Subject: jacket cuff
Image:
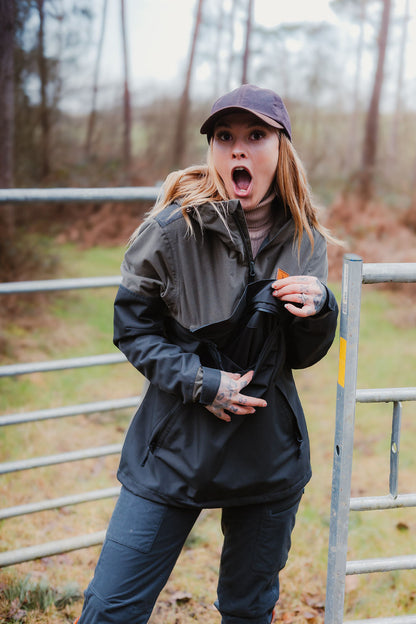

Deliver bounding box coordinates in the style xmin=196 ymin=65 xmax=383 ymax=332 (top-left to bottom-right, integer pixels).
xmin=198 ymin=366 xmax=221 ymax=405
xmin=315 ymin=285 xmax=337 ymax=317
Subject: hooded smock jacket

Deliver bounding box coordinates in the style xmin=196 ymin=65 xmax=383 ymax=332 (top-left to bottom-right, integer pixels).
xmin=113 ymin=197 xmax=338 ymax=509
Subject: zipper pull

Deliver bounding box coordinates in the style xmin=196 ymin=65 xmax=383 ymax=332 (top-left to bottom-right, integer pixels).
xmin=249 ymin=260 xmax=256 ymax=280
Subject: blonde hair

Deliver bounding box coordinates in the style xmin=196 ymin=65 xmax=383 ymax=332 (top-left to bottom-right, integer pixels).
xmin=274 ymin=134 xmax=337 ymax=247
xmin=133 ymin=132 xmax=337 ymax=249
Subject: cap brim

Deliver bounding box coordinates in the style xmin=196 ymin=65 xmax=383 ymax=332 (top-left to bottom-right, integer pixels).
xmin=200 ymin=106 xmax=284 ymax=138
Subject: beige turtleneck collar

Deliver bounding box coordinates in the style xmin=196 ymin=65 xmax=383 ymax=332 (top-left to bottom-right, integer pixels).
xmin=244 ymin=191 xmax=277 ymax=257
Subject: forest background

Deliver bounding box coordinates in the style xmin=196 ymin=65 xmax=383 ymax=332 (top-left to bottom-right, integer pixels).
xmin=1 ymin=2 xmax=416 ymax=622
xmin=1 ymin=0 xmax=416 ymax=285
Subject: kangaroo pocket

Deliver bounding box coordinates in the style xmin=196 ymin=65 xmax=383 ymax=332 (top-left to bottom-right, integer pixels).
xmin=145 ymin=383 xmax=307 ymax=505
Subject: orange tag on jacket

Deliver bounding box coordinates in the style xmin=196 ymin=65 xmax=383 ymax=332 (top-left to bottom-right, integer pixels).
xmin=277 ymin=268 xmax=289 ymax=280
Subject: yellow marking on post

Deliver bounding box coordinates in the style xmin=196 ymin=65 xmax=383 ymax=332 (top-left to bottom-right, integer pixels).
xmin=338 ymin=337 xmax=347 ymax=387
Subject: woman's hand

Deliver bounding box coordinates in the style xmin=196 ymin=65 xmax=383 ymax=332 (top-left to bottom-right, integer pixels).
xmin=271 ymin=275 xmax=327 ymax=318
xmin=205 ymin=370 xmax=267 ymax=422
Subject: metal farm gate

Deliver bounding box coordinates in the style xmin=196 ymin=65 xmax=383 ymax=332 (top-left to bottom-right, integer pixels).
xmin=0 ymin=187 xmax=158 ymax=567
xmin=1 ymin=190 xmax=416 ymax=624
xmin=325 ymin=255 xmax=416 ymax=624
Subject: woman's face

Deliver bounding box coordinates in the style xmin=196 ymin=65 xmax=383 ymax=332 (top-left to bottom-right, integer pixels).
xmin=211 ymin=112 xmax=279 ymax=211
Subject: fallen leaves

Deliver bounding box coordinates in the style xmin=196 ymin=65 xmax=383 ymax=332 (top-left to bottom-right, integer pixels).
xmin=274 ymin=591 xmax=325 ymax=624
xmin=7 ymin=597 xmax=27 ymax=622
xmin=167 ymin=591 xmax=192 ymax=606
xmin=396 ymin=522 xmax=409 ymax=532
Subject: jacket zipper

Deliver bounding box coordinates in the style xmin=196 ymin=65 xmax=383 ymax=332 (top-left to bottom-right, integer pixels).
xmin=232 ymin=211 xmax=256 ymax=283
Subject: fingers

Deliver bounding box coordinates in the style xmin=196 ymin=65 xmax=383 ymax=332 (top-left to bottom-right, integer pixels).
xmin=205 ymin=369 xmax=267 ymax=422
xmin=205 ymin=405 xmax=231 ymax=422
xmin=282 ymin=302 xmax=312 ymax=318
xmin=223 ymin=371 xmax=242 ymax=381
xmin=205 ymin=401 xmax=252 ymax=422
xmin=271 ymin=275 xmax=319 ymax=296
xmin=238 ymin=369 xmax=254 ymax=387
xmin=271 ymin=275 xmax=326 ymax=317
xmin=233 ymin=371 xmax=267 ymax=408
xmin=226 ymin=397 xmax=264 ymax=413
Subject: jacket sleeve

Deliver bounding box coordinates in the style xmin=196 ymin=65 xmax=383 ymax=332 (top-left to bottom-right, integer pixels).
xmin=285 ymin=287 xmax=338 ymax=369
xmin=113 ymin=219 xmax=221 ymax=405
xmin=285 ymin=232 xmax=338 ymax=369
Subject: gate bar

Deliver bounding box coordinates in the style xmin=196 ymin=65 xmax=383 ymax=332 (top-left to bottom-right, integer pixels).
xmin=390 ymin=402 xmax=401 ymax=497
xmin=0 ymin=487 xmax=121 ymax=520
xmin=0 ymin=187 xmax=159 ymax=203
xmin=356 ymin=388 xmax=416 ymax=402
xmin=346 ymin=554 xmax=416 ymax=575
xmin=0 ymin=532 xmax=107 ymax=568
xmin=362 ymin=263 xmax=416 ymax=283
xmin=346 ymin=617 xmax=416 ymax=624
xmin=350 ymin=493 xmax=416 ymax=511
xmin=0 ymin=353 xmax=126 ymax=377
xmin=0 ymin=444 xmax=122 ymax=474
xmin=0 ymin=276 xmax=121 ymax=294
xmin=0 ymin=396 xmax=140 ymax=426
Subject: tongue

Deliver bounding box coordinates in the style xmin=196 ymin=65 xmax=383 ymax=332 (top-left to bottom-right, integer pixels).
xmin=234 ymin=169 xmax=251 ymax=191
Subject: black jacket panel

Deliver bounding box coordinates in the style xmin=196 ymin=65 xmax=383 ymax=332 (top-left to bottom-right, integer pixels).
xmin=113 ymin=285 xmax=221 ymax=405
xmin=114 ymin=199 xmax=338 ymax=508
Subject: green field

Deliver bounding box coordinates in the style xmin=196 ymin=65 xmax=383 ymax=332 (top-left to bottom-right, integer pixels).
xmin=1 ymin=244 xmax=415 ymax=623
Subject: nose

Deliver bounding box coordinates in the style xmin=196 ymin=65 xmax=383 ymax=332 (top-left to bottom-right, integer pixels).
xmin=232 ymin=138 xmax=246 ymax=159
xmin=232 ymin=147 xmax=246 ymax=159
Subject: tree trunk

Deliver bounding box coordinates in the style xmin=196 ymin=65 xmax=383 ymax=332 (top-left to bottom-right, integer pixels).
xmin=0 ymin=0 xmax=15 ymax=189
xmin=213 ymin=0 xmax=225 ymax=97
xmin=225 ymin=0 xmax=237 ymax=91
xmin=0 ymin=0 xmax=16 ymax=243
xmin=37 ymin=0 xmax=50 ymax=180
xmin=359 ymin=0 xmax=391 ymax=201
xmin=346 ymin=0 xmax=366 ymax=171
xmin=85 ymin=0 xmax=108 ymax=158
xmin=389 ymin=0 xmax=409 ymax=161
xmin=172 ymin=0 xmax=204 ymax=169
xmin=120 ymin=0 xmax=131 ymax=173
xmin=242 ymin=0 xmax=253 ymax=84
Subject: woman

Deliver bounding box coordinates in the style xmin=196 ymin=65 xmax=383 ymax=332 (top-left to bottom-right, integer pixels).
xmin=77 ymin=84 xmax=339 ymax=624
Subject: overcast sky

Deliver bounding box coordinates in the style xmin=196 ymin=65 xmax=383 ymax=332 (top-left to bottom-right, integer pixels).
xmin=93 ymin=0 xmax=334 ymax=96
xmin=112 ymin=0 xmax=338 ymax=84
xmin=60 ymin=0 xmax=415 ymax=113
xmin=64 ymin=0 xmax=339 ymax=111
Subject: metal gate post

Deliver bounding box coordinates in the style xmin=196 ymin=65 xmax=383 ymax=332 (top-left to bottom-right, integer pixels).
xmin=325 ymin=254 xmax=363 ymax=624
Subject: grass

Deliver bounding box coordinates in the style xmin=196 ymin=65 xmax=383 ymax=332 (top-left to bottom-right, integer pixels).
xmin=1 ymin=575 xmax=82 ymax=616
xmin=0 ymin=243 xmax=415 ymax=623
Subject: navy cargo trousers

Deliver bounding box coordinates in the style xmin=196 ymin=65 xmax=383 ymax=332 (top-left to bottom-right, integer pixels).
xmin=78 ymin=486 xmax=302 ymax=624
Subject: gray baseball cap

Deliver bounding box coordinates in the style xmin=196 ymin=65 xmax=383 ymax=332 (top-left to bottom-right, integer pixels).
xmin=200 ymin=84 xmax=292 ymax=142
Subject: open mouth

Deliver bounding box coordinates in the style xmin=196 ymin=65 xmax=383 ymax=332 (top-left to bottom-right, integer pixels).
xmin=232 ymin=167 xmax=252 ymax=194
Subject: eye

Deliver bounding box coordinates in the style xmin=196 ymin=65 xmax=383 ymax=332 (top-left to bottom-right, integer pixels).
xmin=215 ymin=130 xmax=232 ymax=142
xmin=250 ymin=129 xmax=266 ymax=141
